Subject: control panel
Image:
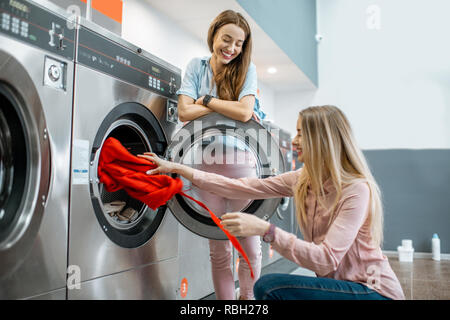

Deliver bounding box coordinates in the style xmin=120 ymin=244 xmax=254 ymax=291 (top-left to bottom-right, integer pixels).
xmin=0 ymin=0 xmax=76 ymax=60
xmin=77 ymin=25 xmax=181 ymax=100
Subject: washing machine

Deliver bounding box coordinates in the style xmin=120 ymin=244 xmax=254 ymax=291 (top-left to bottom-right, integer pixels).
xmin=67 ymin=17 xmax=181 ymax=299
xmin=167 ymin=113 xmax=285 ymax=299
xmin=260 ymin=122 xmax=294 ymax=268
xmin=0 ymin=0 xmax=75 ymax=299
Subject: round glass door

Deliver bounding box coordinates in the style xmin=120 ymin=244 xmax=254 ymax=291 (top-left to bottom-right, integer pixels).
xmin=90 ymin=102 xmax=168 ymax=248
xmin=0 ymin=81 xmax=50 ymax=278
xmin=167 ymin=113 xmax=285 ymax=240
xmin=180 ymin=133 xmax=259 ymax=221
xmin=0 ymin=86 xmax=30 ymax=241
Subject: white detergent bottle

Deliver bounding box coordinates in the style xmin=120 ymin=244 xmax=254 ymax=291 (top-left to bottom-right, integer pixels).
xmin=432 ymin=233 xmax=441 ymax=261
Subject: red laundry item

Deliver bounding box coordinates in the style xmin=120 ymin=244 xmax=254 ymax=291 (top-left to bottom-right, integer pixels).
xmin=98 ymin=137 xmax=183 ymax=209
xmin=98 ymin=137 xmax=254 ymax=279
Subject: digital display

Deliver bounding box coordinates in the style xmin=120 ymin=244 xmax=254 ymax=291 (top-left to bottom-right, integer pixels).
xmin=8 ymin=0 xmax=29 ymax=14
xmin=152 ymin=66 xmax=161 ymax=74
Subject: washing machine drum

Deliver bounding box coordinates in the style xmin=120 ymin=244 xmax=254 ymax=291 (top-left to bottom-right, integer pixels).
xmin=166 ymin=113 xmax=285 ymax=240
xmin=89 ymin=102 xmax=169 ymax=248
xmin=0 ymin=103 xmax=24 ymax=235
xmin=0 ymin=82 xmax=50 ymax=278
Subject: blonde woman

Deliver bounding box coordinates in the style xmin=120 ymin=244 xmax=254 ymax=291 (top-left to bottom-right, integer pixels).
xmin=140 ymin=105 xmax=405 ymax=300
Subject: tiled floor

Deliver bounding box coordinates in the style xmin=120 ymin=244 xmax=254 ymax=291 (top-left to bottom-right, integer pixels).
xmin=388 ymin=257 xmax=450 ymax=300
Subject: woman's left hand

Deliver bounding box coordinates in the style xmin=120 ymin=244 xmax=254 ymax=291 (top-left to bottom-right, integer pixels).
xmin=221 ymin=212 xmax=270 ymax=238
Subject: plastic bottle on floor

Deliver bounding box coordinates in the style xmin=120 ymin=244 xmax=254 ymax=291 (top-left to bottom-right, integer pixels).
xmin=398 ymin=239 xmax=414 ymax=262
xmin=432 ymin=233 xmax=441 ymax=261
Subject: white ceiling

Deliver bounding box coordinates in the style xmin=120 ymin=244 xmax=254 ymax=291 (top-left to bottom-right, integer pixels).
xmin=145 ymin=0 xmax=316 ymax=92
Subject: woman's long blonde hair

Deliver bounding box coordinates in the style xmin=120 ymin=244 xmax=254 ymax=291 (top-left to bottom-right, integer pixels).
xmin=207 ymin=10 xmax=252 ymax=101
xmin=294 ymin=106 xmax=384 ymax=247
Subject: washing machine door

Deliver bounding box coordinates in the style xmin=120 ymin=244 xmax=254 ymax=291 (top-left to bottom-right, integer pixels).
xmin=86 ymin=102 xmax=170 ymax=248
xmin=166 ymin=113 xmax=285 ymax=240
xmin=0 ymin=71 xmax=51 ymax=279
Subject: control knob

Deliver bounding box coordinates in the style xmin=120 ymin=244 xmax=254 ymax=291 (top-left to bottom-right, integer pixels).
xmin=169 ymin=77 xmax=177 ymax=94
xmin=48 ymin=64 xmax=61 ymax=82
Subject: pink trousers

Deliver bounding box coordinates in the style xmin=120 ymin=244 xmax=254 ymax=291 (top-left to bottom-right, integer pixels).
xmin=209 ymin=236 xmax=262 ymax=300
xmin=196 ymin=142 xmax=262 ymax=299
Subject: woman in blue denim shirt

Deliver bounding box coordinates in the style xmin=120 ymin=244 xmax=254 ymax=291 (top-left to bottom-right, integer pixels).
xmin=176 ymin=10 xmax=264 ymax=300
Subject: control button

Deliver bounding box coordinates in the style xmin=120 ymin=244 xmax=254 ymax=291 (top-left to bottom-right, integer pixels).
xmin=48 ymin=64 xmax=61 ymax=82
xmin=2 ymin=13 xmax=10 ymax=31
xmin=166 ymin=100 xmax=178 ymax=124
xmin=58 ymin=33 xmax=66 ymax=50
xmin=44 ymin=57 xmax=66 ymax=91
xmin=12 ymin=17 xmax=19 ymax=26
xmin=1 ymin=21 xmax=10 ymax=31
xmin=11 ymin=17 xmax=19 ymax=34
xmin=48 ymin=22 xmax=57 ymax=47
xmin=48 ymin=22 xmax=64 ymax=49
xmin=20 ymin=21 xmax=28 ymax=38
xmin=169 ymin=77 xmax=177 ymax=94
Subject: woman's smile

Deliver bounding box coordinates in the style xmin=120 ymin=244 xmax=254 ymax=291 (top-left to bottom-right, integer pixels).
xmin=221 ymin=49 xmax=234 ymax=60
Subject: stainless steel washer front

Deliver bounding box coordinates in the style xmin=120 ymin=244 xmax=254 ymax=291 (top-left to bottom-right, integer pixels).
xmin=0 ymin=0 xmax=75 ymax=299
xmin=68 ymin=18 xmax=182 ymax=299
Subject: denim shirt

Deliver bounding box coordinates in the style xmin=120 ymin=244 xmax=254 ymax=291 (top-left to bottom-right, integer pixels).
xmin=176 ymin=56 xmax=266 ymax=121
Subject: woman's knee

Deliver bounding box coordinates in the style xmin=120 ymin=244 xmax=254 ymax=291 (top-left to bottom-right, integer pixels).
xmin=209 ymin=240 xmax=232 ymax=266
xmin=239 ymin=236 xmax=262 ymax=261
xmin=253 ymin=274 xmax=283 ymax=300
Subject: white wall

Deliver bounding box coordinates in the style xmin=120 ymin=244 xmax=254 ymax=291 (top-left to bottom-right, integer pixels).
xmin=122 ymin=0 xmax=208 ymax=73
xmin=274 ymin=0 xmax=450 ymax=150
xmin=256 ymin=80 xmax=275 ymax=121
xmin=121 ymin=0 xmax=276 ymax=121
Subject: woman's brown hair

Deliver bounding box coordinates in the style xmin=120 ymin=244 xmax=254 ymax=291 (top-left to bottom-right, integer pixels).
xmin=207 ymin=10 xmax=252 ymax=101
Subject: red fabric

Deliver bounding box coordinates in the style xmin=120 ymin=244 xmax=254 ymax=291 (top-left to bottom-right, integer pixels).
xmin=98 ymin=137 xmax=254 ymax=279
xmin=98 ymin=137 xmax=183 ymax=210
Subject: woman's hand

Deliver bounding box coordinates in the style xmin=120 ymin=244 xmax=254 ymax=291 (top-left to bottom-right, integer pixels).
xmin=195 ymin=96 xmax=205 ymax=105
xmin=220 ymin=212 xmax=270 ymax=238
xmin=137 ymin=152 xmax=178 ymax=175
xmin=138 ymin=152 xmax=195 ymax=181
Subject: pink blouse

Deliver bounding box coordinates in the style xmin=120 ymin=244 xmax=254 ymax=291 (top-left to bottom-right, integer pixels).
xmin=192 ymin=168 xmax=405 ymax=300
